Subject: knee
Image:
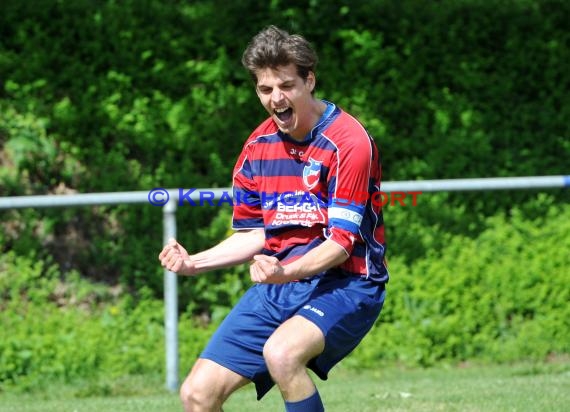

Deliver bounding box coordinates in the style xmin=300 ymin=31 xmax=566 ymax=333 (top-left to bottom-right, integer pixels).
xmin=263 ymin=338 xmax=300 ymax=380
xmin=179 ymin=374 xmax=220 ymax=411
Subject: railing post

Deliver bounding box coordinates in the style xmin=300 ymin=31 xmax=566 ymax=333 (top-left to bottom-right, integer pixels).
xmin=163 ymin=200 xmax=179 ymax=392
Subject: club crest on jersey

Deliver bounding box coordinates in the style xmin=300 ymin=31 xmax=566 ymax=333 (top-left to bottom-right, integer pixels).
xmin=303 ymin=157 xmax=322 ymax=190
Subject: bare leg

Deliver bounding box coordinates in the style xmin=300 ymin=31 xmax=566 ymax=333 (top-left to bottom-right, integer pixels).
xmin=263 ymin=315 xmax=325 ymax=402
xmin=179 ymin=358 xmax=250 ymax=412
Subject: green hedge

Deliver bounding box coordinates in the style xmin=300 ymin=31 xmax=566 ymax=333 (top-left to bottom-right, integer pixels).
xmin=352 ymin=203 xmax=570 ymax=367
xmin=0 ymin=252 xmax=214 ymax=391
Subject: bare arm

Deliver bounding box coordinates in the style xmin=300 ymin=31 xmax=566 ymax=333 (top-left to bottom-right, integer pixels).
xmin=250 ymin=239 xmax=349 ymax=284
xmin=192 ymin=229 xmax=266 ymax=272
xmin=159 ymin=229 xmax=265 ymax=276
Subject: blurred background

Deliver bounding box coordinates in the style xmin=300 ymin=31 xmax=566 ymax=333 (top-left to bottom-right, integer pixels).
xmin=0 ymin=0 xmax=568 ymax=401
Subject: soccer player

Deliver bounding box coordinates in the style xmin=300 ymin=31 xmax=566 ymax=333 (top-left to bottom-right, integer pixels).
xmin=159 ymin=25 xmax=388 ymax=412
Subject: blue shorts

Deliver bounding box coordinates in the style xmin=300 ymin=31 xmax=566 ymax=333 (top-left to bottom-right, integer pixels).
xmin=199 ymin=273 xmax=386 ymax=399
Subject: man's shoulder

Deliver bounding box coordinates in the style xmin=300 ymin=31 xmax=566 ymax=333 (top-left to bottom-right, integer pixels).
xmin=235 ymin=119 xmax=280 ymax=166
xmin=322 ymin=109 xmax=372 ymax=148
xmin=246 ymin=117 xmax=279 ymax=143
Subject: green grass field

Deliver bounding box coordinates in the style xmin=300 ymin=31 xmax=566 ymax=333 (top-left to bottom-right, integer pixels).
xmin=1 ymin=362 xmax=568 ymax=412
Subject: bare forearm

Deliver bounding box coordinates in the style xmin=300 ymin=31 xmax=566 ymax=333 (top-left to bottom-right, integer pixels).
xmin=191 ymin=229 xmax=265 ymax=274
xmin=282 ymin=239 xmax=349 ymax=281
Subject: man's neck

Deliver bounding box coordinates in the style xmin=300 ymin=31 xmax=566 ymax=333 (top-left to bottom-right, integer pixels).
xmin=289 ymin=99 xmax=328 ymax=142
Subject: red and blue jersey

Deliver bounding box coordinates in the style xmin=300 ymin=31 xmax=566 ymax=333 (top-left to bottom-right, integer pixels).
xmin=232 ymin=101 xmax=388 ymax=283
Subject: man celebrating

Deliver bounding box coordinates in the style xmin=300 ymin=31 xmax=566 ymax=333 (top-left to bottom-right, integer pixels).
xmin=159 ymin=25 xmax=388 ymax=412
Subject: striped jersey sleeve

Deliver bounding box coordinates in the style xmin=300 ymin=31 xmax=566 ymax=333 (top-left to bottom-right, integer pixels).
xmin=323 ymin=112 xmax=379 ymax=255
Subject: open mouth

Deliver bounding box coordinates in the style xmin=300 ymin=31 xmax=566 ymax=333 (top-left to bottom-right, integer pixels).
xmin=274 ymin=107 xmax=293 ymax=123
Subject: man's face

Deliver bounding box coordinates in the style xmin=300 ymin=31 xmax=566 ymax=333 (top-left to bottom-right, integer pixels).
xmin=255 ymin=63 xmax=316 ymax=141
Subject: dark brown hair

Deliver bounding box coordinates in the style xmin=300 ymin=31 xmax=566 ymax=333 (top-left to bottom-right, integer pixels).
xmin=241 ymin=25 xmax=318 ymax=83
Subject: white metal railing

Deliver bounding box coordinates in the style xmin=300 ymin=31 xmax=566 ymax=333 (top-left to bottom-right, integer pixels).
xmin=0 ymin=175 xmax=568 ymax=391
